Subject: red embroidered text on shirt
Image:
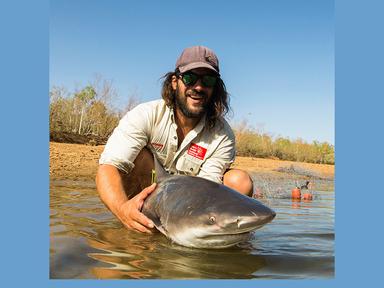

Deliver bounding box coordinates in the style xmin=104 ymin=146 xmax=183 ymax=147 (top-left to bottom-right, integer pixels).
xmin=187 ymin=143 xmax=207 ymax=160
xmin=151 ymin=142 xmax=164 ymax=150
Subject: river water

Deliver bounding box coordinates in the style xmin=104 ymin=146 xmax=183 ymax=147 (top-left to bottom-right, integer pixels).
xmin=50 ymin=175 xmax=334 ymax=279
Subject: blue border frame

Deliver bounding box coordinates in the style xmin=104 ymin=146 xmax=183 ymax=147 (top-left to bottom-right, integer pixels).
xmin=3 ymin=0 xmax=383 ymax=287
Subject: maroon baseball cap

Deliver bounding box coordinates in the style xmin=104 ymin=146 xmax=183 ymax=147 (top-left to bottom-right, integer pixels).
xmin=175 ymin=46 xmax=220 ymax=74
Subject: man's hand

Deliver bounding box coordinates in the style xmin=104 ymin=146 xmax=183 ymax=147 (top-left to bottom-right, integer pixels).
xmin=96 ymin=164 xmax=157 ymax=234
xmin=115 ymin=183 xmax=157 ymax=233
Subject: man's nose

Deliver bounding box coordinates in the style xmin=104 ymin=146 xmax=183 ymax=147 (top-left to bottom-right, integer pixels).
xmin=193 ymin=78 xmax=204 ymax=90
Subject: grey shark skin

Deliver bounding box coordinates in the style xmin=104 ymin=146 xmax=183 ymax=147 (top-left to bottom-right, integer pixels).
xmin=141 ymin=157 xmax=276 ymax=249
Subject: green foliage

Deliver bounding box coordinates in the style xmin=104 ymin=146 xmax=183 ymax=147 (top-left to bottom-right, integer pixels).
xmin=74 ymin=85 xmax=96 ymax=104
xmin=234 ymin=127 xmax=334 ymax=165
xmin=49 ymin=82 xmax=122 ymax=138
xmin=50 ymin=80 xmax=334 ymax=165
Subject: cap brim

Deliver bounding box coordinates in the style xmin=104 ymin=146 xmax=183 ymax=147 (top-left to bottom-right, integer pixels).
xmin=178 ymin=62 xmax=219 ymax=74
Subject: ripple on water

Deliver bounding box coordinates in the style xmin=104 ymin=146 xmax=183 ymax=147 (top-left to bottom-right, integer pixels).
xmin=50 ymin=179 xmax=334 ymax=279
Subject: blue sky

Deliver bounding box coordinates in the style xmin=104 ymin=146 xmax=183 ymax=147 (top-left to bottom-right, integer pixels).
xmin=50 ymin=0 xmax=334 ymax=144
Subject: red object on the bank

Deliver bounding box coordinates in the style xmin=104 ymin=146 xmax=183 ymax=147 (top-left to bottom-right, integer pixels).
xmin=291 ymin=188 xmax=301 ymax=199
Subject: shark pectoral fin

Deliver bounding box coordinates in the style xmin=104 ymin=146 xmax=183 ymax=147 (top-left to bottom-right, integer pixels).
xmin=156 ymin=216 xmax=171 ymax=237
xmin=151 ymin=217 xmax=167 ymax=235
xmin=155 ymin=224 xmax=167 ymax=235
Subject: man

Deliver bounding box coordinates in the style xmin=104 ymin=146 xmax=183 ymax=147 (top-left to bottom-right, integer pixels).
xmin=96 ymin=46 xmax=253 ymax=233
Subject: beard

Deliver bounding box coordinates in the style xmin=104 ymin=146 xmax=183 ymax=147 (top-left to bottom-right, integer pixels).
xmin=175 ymin=86 xmax=210 ymax=119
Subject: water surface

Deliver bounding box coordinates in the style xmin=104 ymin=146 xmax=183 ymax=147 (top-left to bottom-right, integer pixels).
xmin=50 ymin=176 xmax=334 ymax=279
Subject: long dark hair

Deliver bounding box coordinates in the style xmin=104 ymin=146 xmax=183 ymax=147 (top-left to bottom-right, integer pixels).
xmin=161 ymin=71 xmax=231 ymax=129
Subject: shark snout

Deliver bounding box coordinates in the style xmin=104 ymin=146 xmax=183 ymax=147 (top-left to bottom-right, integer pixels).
xmin=235 ymin=209 xmax=276 ymax=230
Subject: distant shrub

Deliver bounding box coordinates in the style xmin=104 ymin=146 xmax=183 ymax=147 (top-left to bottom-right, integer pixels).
xmin=234 ymin=127 xmax=334 ymax=165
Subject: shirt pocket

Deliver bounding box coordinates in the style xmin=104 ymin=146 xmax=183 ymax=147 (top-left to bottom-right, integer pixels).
xmin=176 ymin=154 xmax=203 ymax=176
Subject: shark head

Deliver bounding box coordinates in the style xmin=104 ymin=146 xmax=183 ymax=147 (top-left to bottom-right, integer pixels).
xmin=142 ymin=156 xmax=276 ymax=249
xmin=160 ymin=178 xmax=276 ymax=248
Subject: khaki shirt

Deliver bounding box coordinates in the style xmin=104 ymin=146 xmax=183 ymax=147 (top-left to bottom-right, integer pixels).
xmin=99 ymin=99 xmax=236 ymax=183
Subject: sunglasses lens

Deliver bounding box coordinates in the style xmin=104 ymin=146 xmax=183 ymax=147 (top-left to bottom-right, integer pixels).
xmin=202 ymin=75 xmax=217 ymax=87
xmin=181 ymin=73 xmax=217 ymax=87
xmin=182 ymin=73 xmax=198 ymax=86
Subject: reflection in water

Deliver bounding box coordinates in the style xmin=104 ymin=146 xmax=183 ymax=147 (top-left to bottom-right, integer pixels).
xmin=50 ymin=177 xmax=334 ymax=279
xmin=87 ymin=227 xmax=266 ymax=279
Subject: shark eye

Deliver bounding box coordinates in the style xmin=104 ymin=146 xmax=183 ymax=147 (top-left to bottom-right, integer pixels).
xmin=209 ymin=216 xmax=216 ymax=224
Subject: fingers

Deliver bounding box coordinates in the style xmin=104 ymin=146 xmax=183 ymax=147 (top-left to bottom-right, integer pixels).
xmin=117 ymin=194 xmax=155 ymax=233
xmin=126 ymin=220 xmax=153 ymax=234
xmin=133 ymin=210 xmax=154 ymax=229
xmin=135 ymin=183 xmax=157 ymax=210
xmin=138 ymin=183 xmax=157 ymax=199
xmin=121 ymin=210 xmax=154 ymax=233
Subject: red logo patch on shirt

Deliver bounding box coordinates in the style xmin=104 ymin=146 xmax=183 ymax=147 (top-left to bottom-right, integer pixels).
xmin=151 ymin=142 xmax=164 ymax=150
xmin=187 ymin=143 xmax=207 ymax=160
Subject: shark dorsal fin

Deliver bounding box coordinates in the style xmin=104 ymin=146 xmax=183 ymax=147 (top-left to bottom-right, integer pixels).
xmin=154 ymin=155 xmax=170 ymax=183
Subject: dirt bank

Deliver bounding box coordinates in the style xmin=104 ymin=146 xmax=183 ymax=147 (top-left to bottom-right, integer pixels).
xmin=50 ymin=142 xmax=334 ymax=182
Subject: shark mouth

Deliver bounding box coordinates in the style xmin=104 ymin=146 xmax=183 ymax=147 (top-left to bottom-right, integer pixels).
xmin=202 ymin=225 xmax=263 ymax=237
xmin=192 ymin=232 xmax=253 ymax=249
xmin=167 ymin=221 xmax=271 ymax=249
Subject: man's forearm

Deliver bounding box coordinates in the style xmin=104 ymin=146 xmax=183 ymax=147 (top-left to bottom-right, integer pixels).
xmin=96 ymin=164 xmax=129 ymax=216
xmin=95 ymin=163 xmax=156 ymax=233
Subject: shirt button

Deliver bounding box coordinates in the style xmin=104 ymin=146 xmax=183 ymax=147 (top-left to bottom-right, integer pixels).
xmin=190 ymin=168 xmax=193 ymax=171
xmin=173 ymin=136 xmax=177 ymax=140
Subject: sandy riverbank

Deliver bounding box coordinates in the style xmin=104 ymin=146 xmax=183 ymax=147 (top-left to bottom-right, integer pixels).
xmin=49 ymin=142 xmax=334 ymax=182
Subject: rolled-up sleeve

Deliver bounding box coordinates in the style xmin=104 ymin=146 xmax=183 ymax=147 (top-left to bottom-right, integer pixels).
xmin=99 ymin=104 xmax=151 ymax=174
xmin=197 ymin=132 xmax=236 ymax=183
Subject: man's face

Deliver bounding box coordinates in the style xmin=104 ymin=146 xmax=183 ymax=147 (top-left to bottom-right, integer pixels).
xmin=172 ymin=68 xmax=216 ymax=119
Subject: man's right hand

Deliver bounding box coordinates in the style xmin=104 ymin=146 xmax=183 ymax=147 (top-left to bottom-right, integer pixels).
xmin=115 ymin=183 xmax=157 ymax=233
xmin=96 ymin=164 xmax=157 ymax=234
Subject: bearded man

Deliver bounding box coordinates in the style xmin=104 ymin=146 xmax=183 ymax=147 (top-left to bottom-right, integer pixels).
xmin=96 ymin=46 xmax=253 ymax=233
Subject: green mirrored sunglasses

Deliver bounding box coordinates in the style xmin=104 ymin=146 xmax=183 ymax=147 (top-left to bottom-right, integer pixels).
xmin=179 ymin=72 xmax=218 ymax=87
